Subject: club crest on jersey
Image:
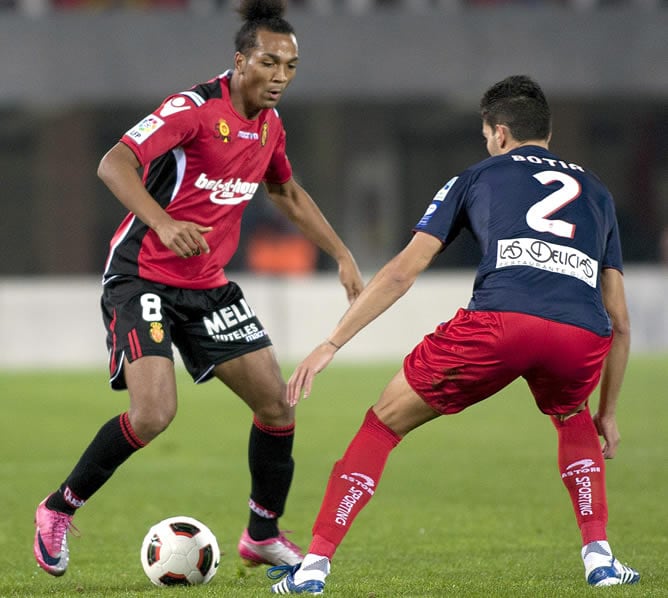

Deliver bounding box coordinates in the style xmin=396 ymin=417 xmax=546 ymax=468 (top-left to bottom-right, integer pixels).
xmin=214 ymin=119 xmax=230 ymax=143
xmin=149 ymin=321 xmax=165 ymax=343
xmin=261 ymin=122 xmax=268 ymax=147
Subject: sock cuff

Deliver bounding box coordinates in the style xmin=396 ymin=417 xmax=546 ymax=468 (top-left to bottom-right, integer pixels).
xmin=363 ymin=408 xmax=401 ymax=447
xmin=580 ymin=522 xmax=608 ymax=546
xmin=309 ymin=535 xmax=338 ymax=560
xmin=253 ymin=415 xmax=295 ymax=437
xmin=120 ymin=412 xmax=146 ymax=449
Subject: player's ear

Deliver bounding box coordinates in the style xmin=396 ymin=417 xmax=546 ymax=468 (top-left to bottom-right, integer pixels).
xmin=234 ymin=51 xmax=247 ymax=73
xmin=496 ymin=124 xmax=510 ymax=149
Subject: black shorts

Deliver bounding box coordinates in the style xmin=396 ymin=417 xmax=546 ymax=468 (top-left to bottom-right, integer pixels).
xmin=101 ymin=277 xmax=272 ymax=390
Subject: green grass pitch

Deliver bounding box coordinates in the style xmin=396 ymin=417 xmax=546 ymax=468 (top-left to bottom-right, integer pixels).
xmin=1 ymin=355 xmax=666 ymax=597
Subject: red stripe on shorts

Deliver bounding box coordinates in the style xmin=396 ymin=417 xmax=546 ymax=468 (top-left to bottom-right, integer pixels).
xmin=128 ymin=328 xmax=142 ymax=361
xmin=109 ymin=308 xmax=118 ymax=374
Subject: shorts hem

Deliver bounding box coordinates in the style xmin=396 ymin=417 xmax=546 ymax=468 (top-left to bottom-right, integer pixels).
xmin=190 ymin=338 xmax=274 ymax=384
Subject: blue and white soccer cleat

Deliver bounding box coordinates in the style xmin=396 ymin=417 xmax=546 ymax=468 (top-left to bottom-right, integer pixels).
xmin=268 ymin=564 xmax=325 ymax=595
xmin=587 ymin=557 xmax=640 ymax=587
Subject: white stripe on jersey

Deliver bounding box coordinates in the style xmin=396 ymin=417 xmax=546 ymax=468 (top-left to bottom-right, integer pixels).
xmin=181 ymin=90 xmax=205 ymax=106
xmin=170 ymin=147 xmax=186 ymax=203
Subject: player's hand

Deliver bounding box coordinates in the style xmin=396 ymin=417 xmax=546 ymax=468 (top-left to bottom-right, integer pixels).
xmin=154 ymin=218 xmax=213 ymax=258
xmin=338 ymin=255 xmax=364 ymax=304
xmin=287 ymin=342 xmax=338 ymax=406
xmin=592 ymin=411 xmax=620 ymax=459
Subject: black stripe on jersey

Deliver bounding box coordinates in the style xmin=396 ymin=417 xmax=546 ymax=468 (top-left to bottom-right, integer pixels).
xmin=186 ymin=78 xmax=224 ymax=104
xmin=145 ymin=151 xmax=178 ymax=208
xmin=103 ymin=216 xmax=146 ymax=282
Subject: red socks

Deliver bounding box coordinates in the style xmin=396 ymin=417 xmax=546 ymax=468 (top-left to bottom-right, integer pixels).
xmin=309 ymin=408 xmax=401 ymax=559
xmin=552 ymin=409 xmax=608 ymax=545
xmin=307 ymin=405 xmax=608 ymax=559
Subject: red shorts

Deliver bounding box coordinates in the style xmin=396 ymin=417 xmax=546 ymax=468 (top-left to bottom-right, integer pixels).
xmin=403 ymin=309 xmax=612 ymax=416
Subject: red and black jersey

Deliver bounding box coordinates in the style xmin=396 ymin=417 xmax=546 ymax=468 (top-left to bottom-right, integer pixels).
xmin=103 ymin=71 xmax=293 ymax=289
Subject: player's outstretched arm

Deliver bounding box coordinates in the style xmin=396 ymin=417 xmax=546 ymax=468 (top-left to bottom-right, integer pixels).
xmin=594 ymin=267 xmax=631 ymax=459
xmin=286 ymin=232 xmax=443 ymax=406
xmin=265 ymin=179 xmax=363 ymax=304
xmin=286 ymin=341 xmax=339 ymax=406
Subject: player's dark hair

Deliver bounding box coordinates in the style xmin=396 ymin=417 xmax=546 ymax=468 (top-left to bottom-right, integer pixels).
xmin=480 ymin=75 xmax=551 ymax=142
xmin=235 ymin=0 xmax=295 ymax=55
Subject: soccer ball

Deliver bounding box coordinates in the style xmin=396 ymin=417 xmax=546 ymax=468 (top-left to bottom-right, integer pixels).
xmin=140 ymin=516 xmax=220 ymax=586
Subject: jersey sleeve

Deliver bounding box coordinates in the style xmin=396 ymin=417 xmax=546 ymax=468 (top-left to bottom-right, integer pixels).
xmin=602 ymin=212 xmax=624 ymax=272
xmin=263 ymin=122 xmax=292 ymax=185
xmin=413 ymin=174 xmax=469 ymax=244
xmin=120 ymin=94 xmax=201 ymax=165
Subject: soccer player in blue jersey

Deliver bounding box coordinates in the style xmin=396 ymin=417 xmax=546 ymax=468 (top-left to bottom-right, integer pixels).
xmin=268 ymin=75 xmax=639 ymax=594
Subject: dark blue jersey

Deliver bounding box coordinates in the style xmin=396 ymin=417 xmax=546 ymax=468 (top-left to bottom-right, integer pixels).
xmin=414 ymin=145 xmax=623 ymax=336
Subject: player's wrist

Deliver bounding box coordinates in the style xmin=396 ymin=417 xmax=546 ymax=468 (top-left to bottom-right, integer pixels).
xmin=325 ymin=338 xmax=341 ymax=351
xmin=334 ymin=247 xmax=356 ymax=266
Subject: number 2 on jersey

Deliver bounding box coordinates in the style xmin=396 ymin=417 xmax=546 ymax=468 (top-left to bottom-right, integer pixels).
xmin=526 ymin=170 xmax=580 ymax=239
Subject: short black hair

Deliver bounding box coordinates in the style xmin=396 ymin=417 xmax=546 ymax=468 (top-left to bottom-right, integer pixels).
xmin=480 ymin=75 xmax=551 ymax=141
xmin=234 ymin=0 xmax=295 ymax=55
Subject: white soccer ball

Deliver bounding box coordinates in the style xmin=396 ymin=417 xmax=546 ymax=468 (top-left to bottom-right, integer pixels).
xmin=140 ymin=516 xmax=220 ymax=586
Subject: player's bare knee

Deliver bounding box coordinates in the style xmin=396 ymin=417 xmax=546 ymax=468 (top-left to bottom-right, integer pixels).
xmin=253 ymin=396 xmax=294 ymax=427
xmin=129 ymin=404 xmax=177 ymax=441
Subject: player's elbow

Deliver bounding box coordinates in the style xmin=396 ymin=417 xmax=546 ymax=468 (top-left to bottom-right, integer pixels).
xmin=611 ymin=315 xmax=631 ymax=340
xmin=97 ymin=142 xmax=140 ymax=185
xmin=607 ymin=307 xmax=631 ymax=355
xmin=601 ymin=268 xmax=631 ymax=340
xmin=382 ymin=261 xmax=418 ymax=295
xmin=97 ymin=155 xmax=110 ymax=183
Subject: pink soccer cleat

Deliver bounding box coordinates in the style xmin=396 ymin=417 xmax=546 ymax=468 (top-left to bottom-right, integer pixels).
xmin=33 ymin=496 xmax=76 ymax=576
xmin=238 ymin=528 xmax=303 ymax=567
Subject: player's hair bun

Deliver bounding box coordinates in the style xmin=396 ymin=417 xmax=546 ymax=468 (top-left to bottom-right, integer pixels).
xmin=237 ymin=0 xmax=286 ymax=21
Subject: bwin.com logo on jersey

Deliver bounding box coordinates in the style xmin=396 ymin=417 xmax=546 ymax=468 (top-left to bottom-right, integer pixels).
xmin=194 ymin=172 xmax=259 ymax=205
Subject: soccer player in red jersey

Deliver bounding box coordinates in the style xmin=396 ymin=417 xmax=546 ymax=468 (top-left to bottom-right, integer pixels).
xmin=268 ymin=76 xmax=639 ymax=594
xmin=33 ymin=0 xmax=363 ymax=577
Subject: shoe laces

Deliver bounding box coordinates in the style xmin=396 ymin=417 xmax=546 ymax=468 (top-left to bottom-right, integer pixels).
xmin=45 ymin=511 xmax=79 ymax=543
xmin=267 ymin=564 xmax=299 ymax=580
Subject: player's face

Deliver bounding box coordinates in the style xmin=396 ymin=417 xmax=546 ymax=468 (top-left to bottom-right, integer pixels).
xmin=235 ymin=29 xmax=299 ymax=118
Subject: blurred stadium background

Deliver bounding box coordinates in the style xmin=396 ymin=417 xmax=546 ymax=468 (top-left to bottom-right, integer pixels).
xmin=0 ymin=1 xmax=666 ymax=365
